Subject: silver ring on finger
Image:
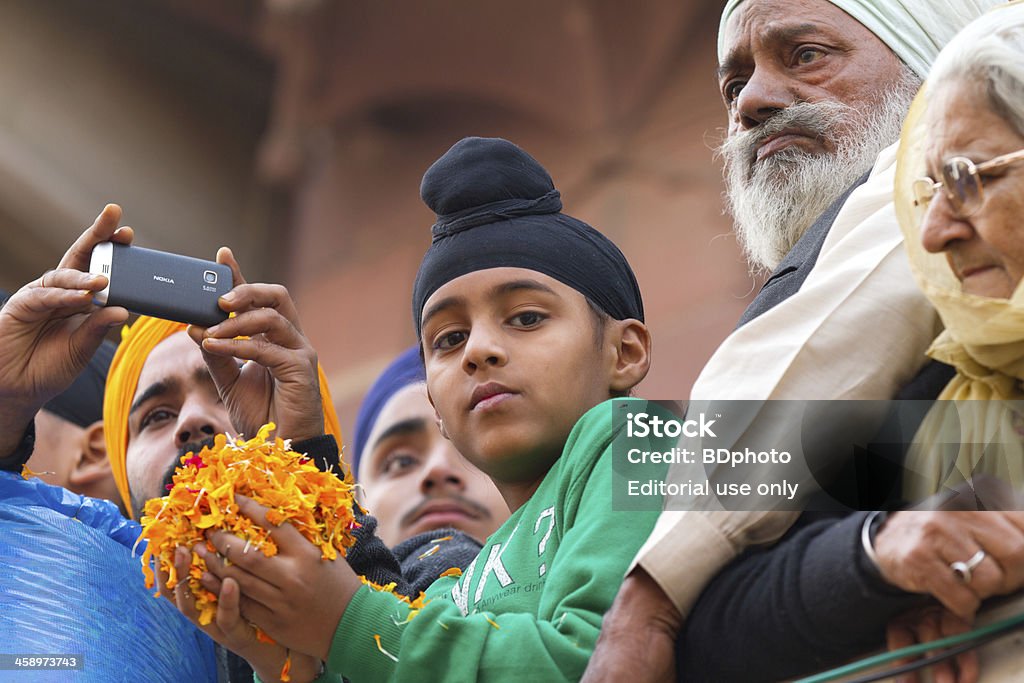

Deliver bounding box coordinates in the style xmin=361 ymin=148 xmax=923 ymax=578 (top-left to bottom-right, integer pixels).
xmin=950 ymin=549 xmax=986 ymax=583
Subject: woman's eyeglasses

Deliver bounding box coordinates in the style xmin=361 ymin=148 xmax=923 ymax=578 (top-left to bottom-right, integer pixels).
xmin=912 ymin=148 xmax=1024 ymax=217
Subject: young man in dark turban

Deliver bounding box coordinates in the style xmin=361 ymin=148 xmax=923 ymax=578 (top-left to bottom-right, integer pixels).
xmin=177 ymin=137 xmax=670 ymax=682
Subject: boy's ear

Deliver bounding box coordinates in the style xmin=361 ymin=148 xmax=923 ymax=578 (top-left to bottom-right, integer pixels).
xmin=607 ymin=319 xmax=652 ymax=394
xmin=435 ymin=411 xmax=450 ymax=441
xmin=425 ymin=386 xmax=451 ymax=440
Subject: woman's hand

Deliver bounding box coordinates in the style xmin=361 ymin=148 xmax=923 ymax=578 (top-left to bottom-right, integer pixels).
xmin=873 ymin=510 xmax=1024 ymax=618
xmin=887 ymin=606 xmax=977 ymax=683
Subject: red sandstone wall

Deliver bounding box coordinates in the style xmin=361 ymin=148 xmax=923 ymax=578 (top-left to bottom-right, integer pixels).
xmin=257 ymin=1 xmax=757 ymax=435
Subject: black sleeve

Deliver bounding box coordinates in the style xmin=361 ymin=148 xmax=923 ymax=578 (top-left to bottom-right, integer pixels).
xmin=0 ymin=419 xmax=35 ymax=472
xmin=346 ymin=505 xmax=409 ymax=594
xmin=677 ymin=512 xmax=928 ymax=683
xmin=292 ymin=434 xmax=410 ymax=595
xmin=392 ymin=528 xmax=484 ymax=595
xmin=895 ymin=360 xmax=956 ymax=400
xmin=293 ymin=433 xmax=342 ymax=474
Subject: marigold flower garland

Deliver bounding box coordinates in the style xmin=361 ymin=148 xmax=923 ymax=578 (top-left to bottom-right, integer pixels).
xmin=137 ymin=423 xmax=360 ymax=681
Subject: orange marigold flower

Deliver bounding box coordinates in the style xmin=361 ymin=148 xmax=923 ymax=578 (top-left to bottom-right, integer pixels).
xmin=20 ymin=463 xmax=50 ymax=479
xmin=138 ymin=422 xmax=359 ymax=675
xmin=360 ymin=577 xmax=430 ymax=625
xmin=280 ymin=652 xmax=292 ymax=682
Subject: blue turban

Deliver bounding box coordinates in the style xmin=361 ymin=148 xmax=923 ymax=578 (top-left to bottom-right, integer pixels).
xmin=351 ymin=346 xmax=426 ymax=477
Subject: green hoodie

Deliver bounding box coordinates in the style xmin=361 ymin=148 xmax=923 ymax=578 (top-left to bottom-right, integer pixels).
xmin=323 ymin=398 xmax=667 ymax=682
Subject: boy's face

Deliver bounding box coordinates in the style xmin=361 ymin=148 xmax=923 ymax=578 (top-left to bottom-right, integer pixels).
xmin=420 ymin=267 xmax=614 ymax=497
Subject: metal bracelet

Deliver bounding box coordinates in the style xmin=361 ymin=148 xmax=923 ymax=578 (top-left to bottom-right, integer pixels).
xmin=860 ymin=510 xmax=888 ymax=572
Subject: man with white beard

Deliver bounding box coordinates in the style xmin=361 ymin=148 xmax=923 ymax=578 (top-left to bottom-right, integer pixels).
xmin=583 ymin=0 xmax=1005 ymax=681
xmin=722 ymin=81 xmax=919 ymax=274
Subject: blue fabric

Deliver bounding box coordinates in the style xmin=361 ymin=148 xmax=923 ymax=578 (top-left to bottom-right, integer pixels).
xmin=351 ymin=346 xmax=425 ymax=478
xmin=0 ymin=471 xmax=217 ymax=682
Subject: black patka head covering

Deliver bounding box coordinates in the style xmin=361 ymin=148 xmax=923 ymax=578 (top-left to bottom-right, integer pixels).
xmin=43 ymin=338 xmax=116 ymax=427
xmin=412 ymin=137 xmax=644 ymax=336
xmin=1 ymin=287 xmax=114 ymax=427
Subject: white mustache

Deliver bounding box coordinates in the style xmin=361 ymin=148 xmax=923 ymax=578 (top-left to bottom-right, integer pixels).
xmin=717 ymin=68 xmax=921 ymax=273
xmin=719 ymin=100 xmax=854 ymax=173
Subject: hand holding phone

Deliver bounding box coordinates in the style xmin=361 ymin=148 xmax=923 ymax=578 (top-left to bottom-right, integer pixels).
xmin=89 ymin=240 xmax=325 ymax=442
xmin=89 ymin=242 xmax=231 ymax=327
xmin=189 ymin=247 xmax=326 ymax=443
xmin=0 ymin=205 xmax=130 ymax=458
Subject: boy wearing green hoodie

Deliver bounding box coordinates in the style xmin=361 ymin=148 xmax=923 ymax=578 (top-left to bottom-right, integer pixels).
xmin=168 ymin=137 xmax=669 ymax=682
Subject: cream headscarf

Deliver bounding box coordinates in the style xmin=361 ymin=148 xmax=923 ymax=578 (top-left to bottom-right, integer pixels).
xmin=896 ymin=1 xmax=1024 ymax=500
xmin=105 ymin=316 xmax=345 ymax=518
xmin=718 ymin=0 xmax=1006 ymax=80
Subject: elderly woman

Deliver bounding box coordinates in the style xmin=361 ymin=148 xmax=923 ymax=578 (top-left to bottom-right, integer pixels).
xmin=897 ymin=0 xmax=1024 ymax=503
xmin=888 ymin=2 xmax=1024 ymax=679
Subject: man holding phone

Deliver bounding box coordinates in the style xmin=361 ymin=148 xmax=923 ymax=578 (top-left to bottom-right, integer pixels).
xmin=0 ymin=206 xmax=221 ymax=681
xmin=0 ymin=205 xmax=130 ymax=470
xmin=102 ymin=252 xmax=338 ymax=521
xmin=0 ymin=204 xmax=423 ymax=682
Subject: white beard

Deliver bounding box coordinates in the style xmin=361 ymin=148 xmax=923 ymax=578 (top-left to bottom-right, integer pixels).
xmin=720 ymin=72 xmax=920 ymax=274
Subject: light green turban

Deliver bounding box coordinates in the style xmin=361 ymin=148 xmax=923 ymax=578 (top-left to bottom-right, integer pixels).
xmin=718 ymin=0 xmax=1006 ymax=79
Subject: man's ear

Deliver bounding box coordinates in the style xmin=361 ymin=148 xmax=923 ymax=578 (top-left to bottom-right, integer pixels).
xmin=67 ymin=420 xmax=115 ymax=492
xmin=607 ymin=319 xmax=652 ymax=394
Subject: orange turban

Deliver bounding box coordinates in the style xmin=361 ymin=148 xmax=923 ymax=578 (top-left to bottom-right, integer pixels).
xmin=104 ymin=316 xmax=344 ymax=517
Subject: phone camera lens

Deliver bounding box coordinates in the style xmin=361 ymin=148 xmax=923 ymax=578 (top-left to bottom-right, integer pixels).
xmin=203 ymin=270 xmax=218 ymax=285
